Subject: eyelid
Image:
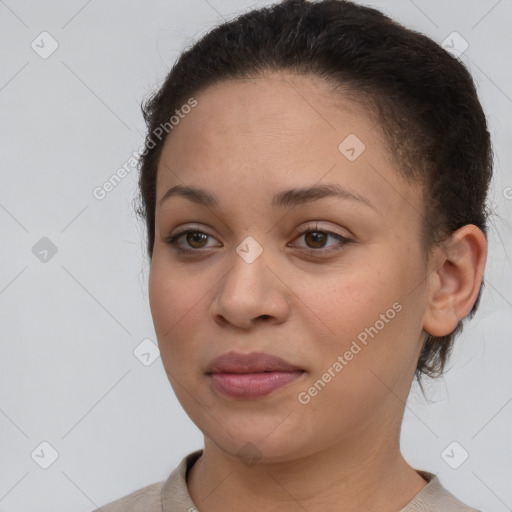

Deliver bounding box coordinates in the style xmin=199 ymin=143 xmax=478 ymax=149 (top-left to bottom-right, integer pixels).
xmin=292 ymin=221 xmax=352 ymax=238
xmin=169 ymin=223 xmax=212 ymax=237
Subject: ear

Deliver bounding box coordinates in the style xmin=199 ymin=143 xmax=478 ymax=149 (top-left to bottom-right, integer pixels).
xmin=422 ymin=225 xmax=488 ymax=337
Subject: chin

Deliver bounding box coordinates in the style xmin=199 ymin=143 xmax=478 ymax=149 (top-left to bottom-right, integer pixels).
xmin=198 ymin=414 xmax=321 ymax=464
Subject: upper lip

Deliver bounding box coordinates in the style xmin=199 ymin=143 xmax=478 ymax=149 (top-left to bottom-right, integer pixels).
xmin=206 ymin=351 xmax=303 ymax=374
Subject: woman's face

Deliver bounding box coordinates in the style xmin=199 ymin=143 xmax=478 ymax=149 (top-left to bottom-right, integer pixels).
xmin=149 ymin=72 xmax=432 ymax=462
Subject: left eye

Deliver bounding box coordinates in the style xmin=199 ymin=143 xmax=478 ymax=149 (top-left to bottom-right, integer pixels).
xmin=290 ymin=228 xmax=352 ymax=254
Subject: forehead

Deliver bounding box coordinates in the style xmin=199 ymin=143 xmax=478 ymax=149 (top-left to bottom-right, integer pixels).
xmin=167 ymin=72 xmax=367 ymax=154
xmin=156 ymin=72 xmax=421 ymax=222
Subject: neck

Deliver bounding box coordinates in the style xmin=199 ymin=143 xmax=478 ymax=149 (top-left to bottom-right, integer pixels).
xmin=187 ymin=413 xmax=427 ymax=512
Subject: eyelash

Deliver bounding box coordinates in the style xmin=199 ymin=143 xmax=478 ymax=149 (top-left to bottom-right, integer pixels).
xmin=165 ymin=223 xmax=353 ymax=257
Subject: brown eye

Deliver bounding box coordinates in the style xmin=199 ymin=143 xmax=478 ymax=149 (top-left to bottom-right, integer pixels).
xmin=166 ymin=228 xmax=220 ymax=253
xmin=186 ymin=232 xmax=209 ymax=248
xmin=304 ymin=231 xmax=328 ymax=249
xmin=290 ymin=224 xmax=353 ymax=256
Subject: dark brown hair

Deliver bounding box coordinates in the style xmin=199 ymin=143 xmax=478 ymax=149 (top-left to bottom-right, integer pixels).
xmin=135 ymin=0 xmax=493 ymax=383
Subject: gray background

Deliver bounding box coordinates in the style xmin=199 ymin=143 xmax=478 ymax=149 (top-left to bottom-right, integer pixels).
xmin=1 ymin=0 xmax=511 ymax=511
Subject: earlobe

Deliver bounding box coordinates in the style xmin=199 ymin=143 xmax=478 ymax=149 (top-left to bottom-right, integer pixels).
xmin=422 ymin=225 xmax=487 ymax=337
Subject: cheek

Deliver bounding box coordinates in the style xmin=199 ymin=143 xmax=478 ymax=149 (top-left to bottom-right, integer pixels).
xmin=293 ymin=259 xmax=421 ymax=384
xmin=148 ymin=261 xmax=216 ymax=416
xmin=291 ymin=262 xmax=401 ymax=345
xmin=148 ymin=259 xmax=208 ymax=361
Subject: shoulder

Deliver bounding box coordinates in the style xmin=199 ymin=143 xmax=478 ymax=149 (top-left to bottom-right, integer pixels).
xmin=403 ymin=471 xmax=482 ymax=512
xmin=89 ymin=481 xmax=165 ymax=512
xmin=89 ymin=449 xmax=203 ymax=512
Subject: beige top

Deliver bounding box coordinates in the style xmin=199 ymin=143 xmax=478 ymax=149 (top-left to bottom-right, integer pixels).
xmin=92 ymin=450 xmax=481 ymax=512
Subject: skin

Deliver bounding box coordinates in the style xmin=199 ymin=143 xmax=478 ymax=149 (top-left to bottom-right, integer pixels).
xmin=148 ymin=72 xmax=487 ymax=512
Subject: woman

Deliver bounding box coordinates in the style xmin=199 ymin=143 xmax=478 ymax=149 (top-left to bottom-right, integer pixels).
xmin=95 ymin=0 xmax=491 ymax=510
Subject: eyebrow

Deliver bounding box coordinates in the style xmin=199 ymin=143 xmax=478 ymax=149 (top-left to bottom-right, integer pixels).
xmin=158 ymin=183 xmax=376 ymax=211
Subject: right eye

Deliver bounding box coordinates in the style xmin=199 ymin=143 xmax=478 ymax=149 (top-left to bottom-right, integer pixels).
xmin=165 ymin=228 xmax=221 ymax=254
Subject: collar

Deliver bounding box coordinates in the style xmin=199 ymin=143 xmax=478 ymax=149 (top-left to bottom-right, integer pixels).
xmin=160 ymin=450 xmax=475 ymax=512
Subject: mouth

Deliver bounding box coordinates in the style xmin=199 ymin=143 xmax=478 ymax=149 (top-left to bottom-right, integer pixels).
xmin=206 ymin=351 xmax=306 ymax=399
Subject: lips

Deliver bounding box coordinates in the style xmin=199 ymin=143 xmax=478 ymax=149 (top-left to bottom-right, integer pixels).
xmin=206 ymin=351 xmax=305 ymax=399
xmin=206 ymin=351 xmax=303 ymax=374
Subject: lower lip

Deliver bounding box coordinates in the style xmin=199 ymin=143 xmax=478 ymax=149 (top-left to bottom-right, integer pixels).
xmin=209 ymin=371 xmax=304 ymax=399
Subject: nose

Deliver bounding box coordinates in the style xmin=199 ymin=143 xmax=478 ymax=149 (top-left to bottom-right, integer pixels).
xmin=210 ymin=243 xmax=290 ymax=330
